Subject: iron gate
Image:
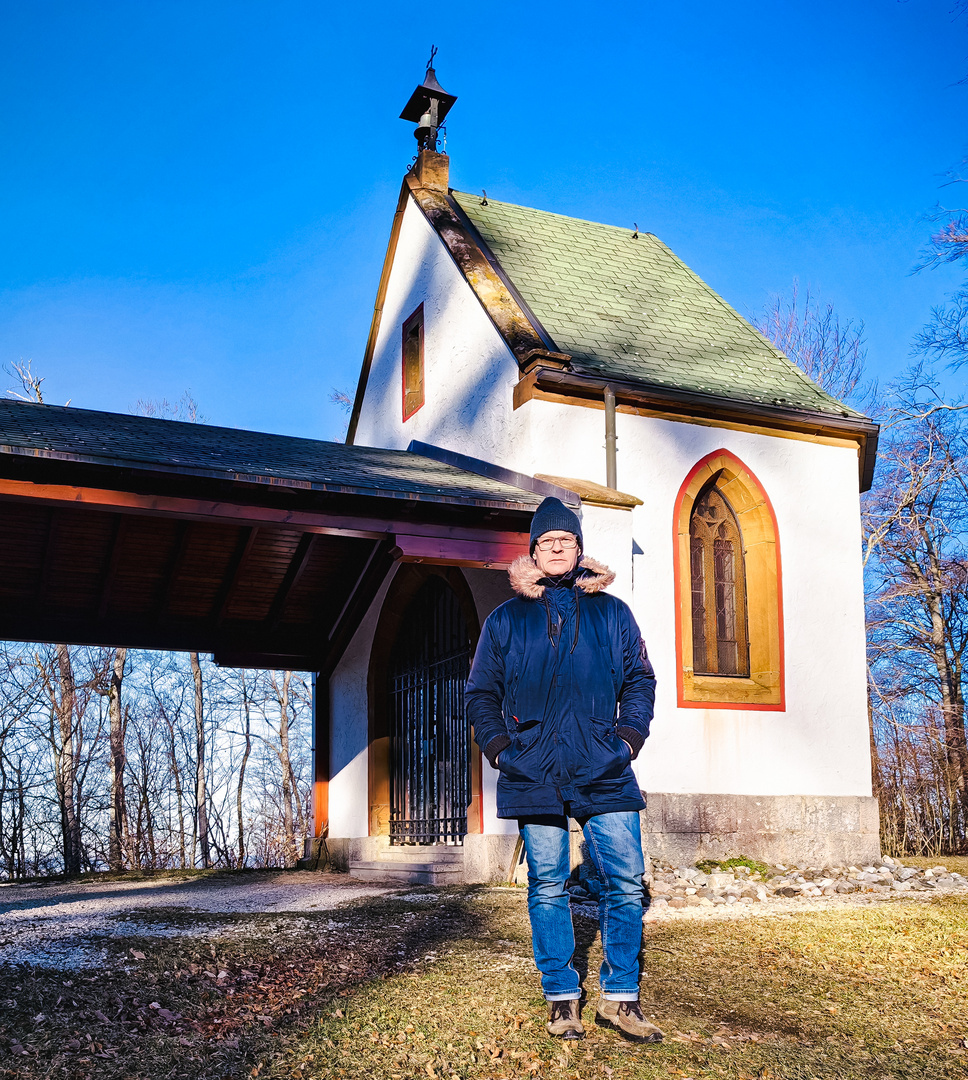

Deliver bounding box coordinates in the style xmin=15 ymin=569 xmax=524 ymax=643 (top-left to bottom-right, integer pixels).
xmin=388 ymin=577 xmax=471 ymax=844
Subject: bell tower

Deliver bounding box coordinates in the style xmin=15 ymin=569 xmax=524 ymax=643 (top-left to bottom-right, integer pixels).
xmin=399 ymin=47 xmax=457 ymax=192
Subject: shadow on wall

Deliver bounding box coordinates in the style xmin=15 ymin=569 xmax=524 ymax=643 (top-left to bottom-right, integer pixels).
xmin=359 ymin=281 xmax=516 ymax=464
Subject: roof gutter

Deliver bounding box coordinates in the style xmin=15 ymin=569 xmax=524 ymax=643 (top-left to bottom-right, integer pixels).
xmin=519 ymin=366 xmax=880 ymax=492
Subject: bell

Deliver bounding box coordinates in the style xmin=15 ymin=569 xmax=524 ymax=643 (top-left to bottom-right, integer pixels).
xmin=414 ymin=108 xmax=435 ymax=148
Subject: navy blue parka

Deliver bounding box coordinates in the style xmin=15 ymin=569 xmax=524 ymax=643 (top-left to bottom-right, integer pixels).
xmin=466 ymin=554 xmax=655 ymax=819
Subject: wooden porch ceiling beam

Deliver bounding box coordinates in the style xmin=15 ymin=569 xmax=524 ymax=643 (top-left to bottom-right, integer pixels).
xmin=155 ymin=520 xmax=192 ymax=625
xmin=97 ymin=515 xmax=127 ymax=621
xmin=212 ymin=526 xmax=259 ymax=626
xmin=392 ymin=532 xmax=530 ymax=568
xmin=265 ymin=532 xmax=317 ymax=634
xmin=0 ymin=476 xmax=531 ymax=545
xmin=212 ymin=651 xmax=317 ymax=670
xmin=34 ymin=508 xmax=60 ymax=609
xmin=319 ymin=538 xmax=397 ymax=677
xmin=0 ymin=608 xmax=319 ymax=665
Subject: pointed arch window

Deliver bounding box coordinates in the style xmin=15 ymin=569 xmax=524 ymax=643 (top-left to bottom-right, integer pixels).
xmin=674 ymin=450 xmax=784 ymax=710
xmin=689 ymin=483 xmax=749 ymax=677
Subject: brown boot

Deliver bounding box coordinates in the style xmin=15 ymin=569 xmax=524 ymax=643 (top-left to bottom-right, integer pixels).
xmin=546 ymin=998 xmax=584 ymax=1039
xmin=595 ymin=998 xmax=664 ymax=1042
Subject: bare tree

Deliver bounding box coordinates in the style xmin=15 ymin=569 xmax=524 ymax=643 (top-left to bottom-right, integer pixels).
xmin=236 ymin=672 xmax=253 ymax=868
xmin=159 ymin=696 xmax=189 ymax=869
xmin=4 ymin=359 xmax=72 ymax=407
xmin=134 ymin=391 xmax=205 ymax=423
xmin=269 ymin=671 xmax=299 ymax=866
xmin=330 ymin=388 xmax=353 ymax=442
xmin=0 ymin=647 xmax=42 ymax=878
xmin=864 ymin=369 xmax=968 ymax=851
xmin=752 ymin=280 xmax=871 ymax=406
xmin=190 ymin=651 xmax=211 ymax=869
xmin=914 ymin=179 xmax=968 ymax=369
xmin=45 ymin=646 xmax=82 ymax=874
xmin=105 ymin=648 xmax=129 ymax=871
xmin=913 ymin=126 xmax=968 ymax=369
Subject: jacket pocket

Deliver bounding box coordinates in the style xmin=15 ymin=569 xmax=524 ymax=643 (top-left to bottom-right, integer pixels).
xmin=499 ymin=722 xmax=542 ymax=784
xmin=581 ymin=716 xmax=632 ymax=784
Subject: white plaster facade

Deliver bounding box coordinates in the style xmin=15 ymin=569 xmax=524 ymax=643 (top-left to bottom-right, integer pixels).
xmin=336 ymin=185 xmax=877 ymax=868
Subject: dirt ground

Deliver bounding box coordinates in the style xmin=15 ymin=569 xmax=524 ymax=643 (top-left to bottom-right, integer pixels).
xmin=1 ymin=871 xmax=967 ymax=1079
xmin=1 ymin=867 xmax=953 ymax=972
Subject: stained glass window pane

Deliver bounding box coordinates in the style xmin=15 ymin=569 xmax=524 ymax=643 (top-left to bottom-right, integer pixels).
xmin=689 ymin=483 xmax=749 ymax=677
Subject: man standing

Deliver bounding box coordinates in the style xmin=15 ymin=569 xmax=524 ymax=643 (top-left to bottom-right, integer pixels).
xmin=466 ymin=496 xmax=663 ymax=1043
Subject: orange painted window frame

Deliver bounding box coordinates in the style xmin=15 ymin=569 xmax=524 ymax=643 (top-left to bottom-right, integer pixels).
xmin=673 ymin=449 xmax=785 ymax=711
xmin=401 ymin=304 xmax=425 ymax=422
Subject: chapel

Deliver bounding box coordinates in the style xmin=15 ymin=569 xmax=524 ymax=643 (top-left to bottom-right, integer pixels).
xmin=327 ymin=63 xmax=881 ymax=880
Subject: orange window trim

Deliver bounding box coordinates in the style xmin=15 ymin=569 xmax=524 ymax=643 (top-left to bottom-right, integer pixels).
xmin=672 ymin=449 xmax=785 ymax=711
xmin=401 ymin=304 xmax=425 ymax=422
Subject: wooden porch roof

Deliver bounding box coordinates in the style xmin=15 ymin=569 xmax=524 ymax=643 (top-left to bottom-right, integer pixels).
xmin=0 ymin=400 xmax=564 ymax=671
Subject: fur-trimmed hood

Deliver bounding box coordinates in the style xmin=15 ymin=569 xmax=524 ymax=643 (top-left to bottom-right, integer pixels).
xmin=507 ymin=555 xmax=615 ymax=599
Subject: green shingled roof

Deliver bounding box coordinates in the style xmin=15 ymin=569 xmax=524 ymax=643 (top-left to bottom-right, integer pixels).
xmin=452 ymin=191 xmax=860 ymax=418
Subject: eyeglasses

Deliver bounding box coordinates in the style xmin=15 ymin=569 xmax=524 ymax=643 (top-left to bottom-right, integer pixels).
xmin=534 ymin=534 xmax=579 ymax=551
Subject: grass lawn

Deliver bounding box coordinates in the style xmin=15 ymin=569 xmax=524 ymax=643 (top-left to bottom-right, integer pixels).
xmin=1 ymin=886 xmax=966 ymax=1079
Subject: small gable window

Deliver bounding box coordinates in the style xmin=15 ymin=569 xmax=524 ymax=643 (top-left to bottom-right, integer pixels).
xmin=402 ymin=305 xmax=425 ymax=421
xmin=689 ymin=484 xmax=749 ymax=677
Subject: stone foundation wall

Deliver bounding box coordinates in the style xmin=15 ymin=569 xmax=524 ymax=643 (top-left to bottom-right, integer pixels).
xmin=317 ymin=793 xmax=881 ymax=882
xmin=643 ymin=793 xmax=881 ymax=868
xmin=302 ymin=835 xmax=393 ymax=872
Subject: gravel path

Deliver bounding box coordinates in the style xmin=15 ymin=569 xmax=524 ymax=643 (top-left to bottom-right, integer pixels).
xmin=0 ymin=872 xmax=394 ymax=970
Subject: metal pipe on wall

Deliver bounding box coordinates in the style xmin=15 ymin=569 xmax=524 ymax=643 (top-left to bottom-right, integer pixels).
xmin=604 ymin=385 xmax=617 ymax=489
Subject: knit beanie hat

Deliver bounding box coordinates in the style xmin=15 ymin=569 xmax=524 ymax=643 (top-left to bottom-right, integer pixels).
xmin=529 ymin=497 xmax=583 ymax=555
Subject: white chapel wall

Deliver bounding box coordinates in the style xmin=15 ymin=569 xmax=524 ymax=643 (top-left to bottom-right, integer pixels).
xmin=516 ymin=395 xmax=871 ymax=802
xmin=353 ymin=197 xmax=520 ymax=459
xmin=328 ymin=564 xmax=403 ymax=839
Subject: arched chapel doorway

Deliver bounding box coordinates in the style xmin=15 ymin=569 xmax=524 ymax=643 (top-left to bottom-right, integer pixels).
xmin=368 ymin=566 xmax=482 ymax=842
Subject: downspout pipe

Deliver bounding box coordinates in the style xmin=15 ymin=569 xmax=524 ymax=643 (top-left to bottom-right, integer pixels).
xmin=604 ymin=385 xmax=617 ymax=490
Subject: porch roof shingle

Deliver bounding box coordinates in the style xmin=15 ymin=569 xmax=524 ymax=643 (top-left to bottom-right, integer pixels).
xmin=0 ymin=399 xmax=548 ymax=511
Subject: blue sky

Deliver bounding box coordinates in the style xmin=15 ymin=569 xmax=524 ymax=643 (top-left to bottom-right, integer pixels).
xmin=0 ymin=0 xmax=965 ymax=441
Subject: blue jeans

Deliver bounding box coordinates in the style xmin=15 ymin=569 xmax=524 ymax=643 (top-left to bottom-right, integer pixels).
xmin=519 ymin=811 xmax=645 ymax=1001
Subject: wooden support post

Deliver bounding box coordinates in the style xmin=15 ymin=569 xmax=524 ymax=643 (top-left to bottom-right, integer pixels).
xmin=311 ymin=671 xmax=329 ymax=839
